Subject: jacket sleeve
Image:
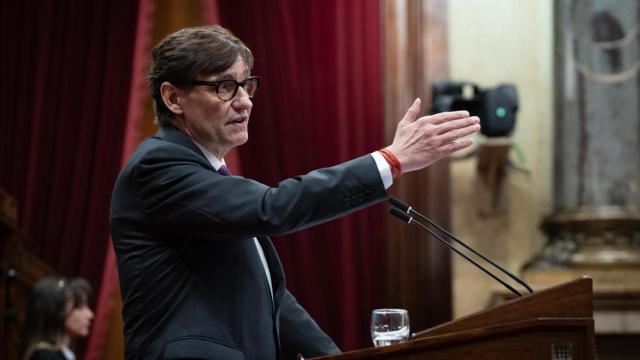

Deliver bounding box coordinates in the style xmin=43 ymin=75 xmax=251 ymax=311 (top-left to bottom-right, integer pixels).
xmin=127 ymin=141 xmax=387 ymax=239
xmin=278 ymin=289 xmax=341 ymax=359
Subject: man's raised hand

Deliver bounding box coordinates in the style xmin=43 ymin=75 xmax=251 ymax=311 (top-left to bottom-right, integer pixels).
xmin=385 ymin=98 xmax=481 ymax=174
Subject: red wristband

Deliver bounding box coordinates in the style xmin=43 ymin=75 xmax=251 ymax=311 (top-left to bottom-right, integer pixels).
xmin=379 ymin=148 xmax=402 ymax=179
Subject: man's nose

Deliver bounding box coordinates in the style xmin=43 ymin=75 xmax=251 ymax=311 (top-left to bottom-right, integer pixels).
xmin=233 ymin=87 xmax=253 ymax=109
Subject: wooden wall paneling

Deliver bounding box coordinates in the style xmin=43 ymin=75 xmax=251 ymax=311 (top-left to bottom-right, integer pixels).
xmin=0 ymin=191 xmax=55 ymax=360
xmin=140 ymin=0 xmax=205 ymax=140
xmin=382 ymin=0 xmax=452 ymax=333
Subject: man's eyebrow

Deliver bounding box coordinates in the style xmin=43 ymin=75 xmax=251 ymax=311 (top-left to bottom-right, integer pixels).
xmin=212 ymin=74 xmax=235 ymax=81
xmin=211 ymin=70 xmax=251 ymax=82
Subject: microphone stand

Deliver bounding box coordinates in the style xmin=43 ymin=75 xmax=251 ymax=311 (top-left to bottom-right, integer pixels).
xmin=388 ymin=197 xmax=533 ymax=297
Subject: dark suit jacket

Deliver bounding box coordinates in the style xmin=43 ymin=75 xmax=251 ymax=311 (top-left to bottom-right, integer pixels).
xmin=110 ymin=125 xmax=387 ymax=359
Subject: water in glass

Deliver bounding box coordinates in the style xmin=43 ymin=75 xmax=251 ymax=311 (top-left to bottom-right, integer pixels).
xmin=371 ymin=308 xmax=410 ymax=347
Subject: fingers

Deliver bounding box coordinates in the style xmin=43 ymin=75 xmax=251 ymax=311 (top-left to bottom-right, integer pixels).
xmin=435 ymin=116 xmax=480 ymax=136
xmin=419 ymin=110 xmax=471 ymax=125
xmin=425 ymin=114 xmax=480 ymax=149
xmin=399 ymin=98 xmax=422 ymax=124
xmin=442 ymin=122 xmax=481 ymax=143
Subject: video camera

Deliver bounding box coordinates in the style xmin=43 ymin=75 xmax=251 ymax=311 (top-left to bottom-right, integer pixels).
xmin=431 ymin=81 xmax=518 ymax=137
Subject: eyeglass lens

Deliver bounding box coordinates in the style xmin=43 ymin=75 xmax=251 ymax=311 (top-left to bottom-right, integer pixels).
xmin=218 ymin=78 xmax=259 ymax=100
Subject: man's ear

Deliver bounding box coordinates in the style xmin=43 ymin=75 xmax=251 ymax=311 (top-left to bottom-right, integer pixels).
xmin=160 ymin=82 xmax=184 ymax=115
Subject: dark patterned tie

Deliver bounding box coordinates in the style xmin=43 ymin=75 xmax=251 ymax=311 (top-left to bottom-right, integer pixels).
xmin=218 ymin=164 xmax=231 ymax=176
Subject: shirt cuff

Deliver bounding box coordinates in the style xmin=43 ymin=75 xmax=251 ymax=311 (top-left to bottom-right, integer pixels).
xmin=371 ymin=151 xmax=393 ymax=189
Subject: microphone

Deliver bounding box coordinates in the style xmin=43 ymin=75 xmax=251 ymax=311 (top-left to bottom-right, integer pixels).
xmin=388 ymin=197 xmax=533 ymax=297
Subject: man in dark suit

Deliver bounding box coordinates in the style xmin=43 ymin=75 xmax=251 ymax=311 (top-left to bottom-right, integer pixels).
xmin=110 ymin=25 xmax=479 ymax=360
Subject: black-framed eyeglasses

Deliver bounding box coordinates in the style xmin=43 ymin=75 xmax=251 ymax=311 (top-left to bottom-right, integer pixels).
xmin=192 ymin=76 xmax=261 ymax=101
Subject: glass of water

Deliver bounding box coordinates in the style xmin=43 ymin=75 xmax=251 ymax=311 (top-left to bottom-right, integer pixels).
xmin=370 ymin=308 xmax=410 ymax=347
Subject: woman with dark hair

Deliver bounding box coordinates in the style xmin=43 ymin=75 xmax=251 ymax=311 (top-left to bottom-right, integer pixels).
xmin=22 ymin=276 xmax=94 ymax=360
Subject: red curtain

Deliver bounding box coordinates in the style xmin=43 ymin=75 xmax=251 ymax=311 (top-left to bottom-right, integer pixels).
xmin=85 ymin=0 xmax=155 ymax=358
xmin=0 ymin=0 xmax=140 ymax=357
xmin=219 ymin=0 xmax=385 ymax=350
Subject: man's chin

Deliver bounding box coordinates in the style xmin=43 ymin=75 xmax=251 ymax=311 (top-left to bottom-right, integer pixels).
xmin=231 ymin=133 xmax=249 ymax=147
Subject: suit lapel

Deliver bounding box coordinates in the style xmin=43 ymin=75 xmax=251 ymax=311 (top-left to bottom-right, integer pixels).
xmin=257 ymin=237 xmax=285 ymax=310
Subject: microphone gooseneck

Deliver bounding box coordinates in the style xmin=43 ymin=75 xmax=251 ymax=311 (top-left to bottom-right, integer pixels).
xmin=388 ymin=196 xmax=534 ymax=297
xmin=389 ymin=206 xmax=412 ymax=223
xmin=388 ymin=196 xmax=411 ymax=213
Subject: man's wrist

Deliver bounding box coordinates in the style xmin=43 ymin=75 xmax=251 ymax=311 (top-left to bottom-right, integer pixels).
xmin=371 ymin=152 xmax=393 ymax=189
xmin=378 ymin=148 xmax=402 ymax=179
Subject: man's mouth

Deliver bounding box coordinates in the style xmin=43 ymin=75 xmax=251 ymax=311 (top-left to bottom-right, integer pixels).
xmin=227 ymin=116 xmax=247 ymax=125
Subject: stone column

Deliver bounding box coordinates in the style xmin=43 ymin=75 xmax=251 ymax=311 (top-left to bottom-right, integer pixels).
xmin=529 ymin=0 xmax=640 ymax=270
xmin=524 ymin=0 xmax=640 ymax=347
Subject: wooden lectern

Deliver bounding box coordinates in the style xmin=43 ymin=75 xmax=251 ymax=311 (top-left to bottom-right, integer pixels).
xmin=310 ymin=277 xmax=596 ymax=359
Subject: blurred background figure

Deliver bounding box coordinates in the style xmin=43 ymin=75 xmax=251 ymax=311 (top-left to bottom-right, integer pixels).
xmin=22 ymin=277 xmax=94 ymax=360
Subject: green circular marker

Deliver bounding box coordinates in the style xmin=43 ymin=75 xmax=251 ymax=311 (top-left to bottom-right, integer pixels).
xmin=496 ymin=107 xmax=506 ymax=118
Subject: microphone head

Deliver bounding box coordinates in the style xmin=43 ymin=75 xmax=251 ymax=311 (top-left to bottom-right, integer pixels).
xmin=389 ymin=207 xmax=412 ymax=223
xmin=388 ymin=196 xmax=410 ymax=213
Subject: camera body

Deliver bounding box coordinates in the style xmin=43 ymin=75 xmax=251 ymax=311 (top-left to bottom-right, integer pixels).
xmin=431 ymin=81 xmax=518 ymax=137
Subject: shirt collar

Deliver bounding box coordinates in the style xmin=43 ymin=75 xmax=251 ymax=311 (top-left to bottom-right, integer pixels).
xmin=193 ymin=141 xmax=225 ymax=171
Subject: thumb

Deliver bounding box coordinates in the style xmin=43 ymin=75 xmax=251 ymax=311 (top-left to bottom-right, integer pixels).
xmin=399 ymin=98 xmax=421 ymax=124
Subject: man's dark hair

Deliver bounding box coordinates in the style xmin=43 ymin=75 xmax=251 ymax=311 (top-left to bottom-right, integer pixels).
xmin=149 ymin=25 xmax=254 ymax=126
